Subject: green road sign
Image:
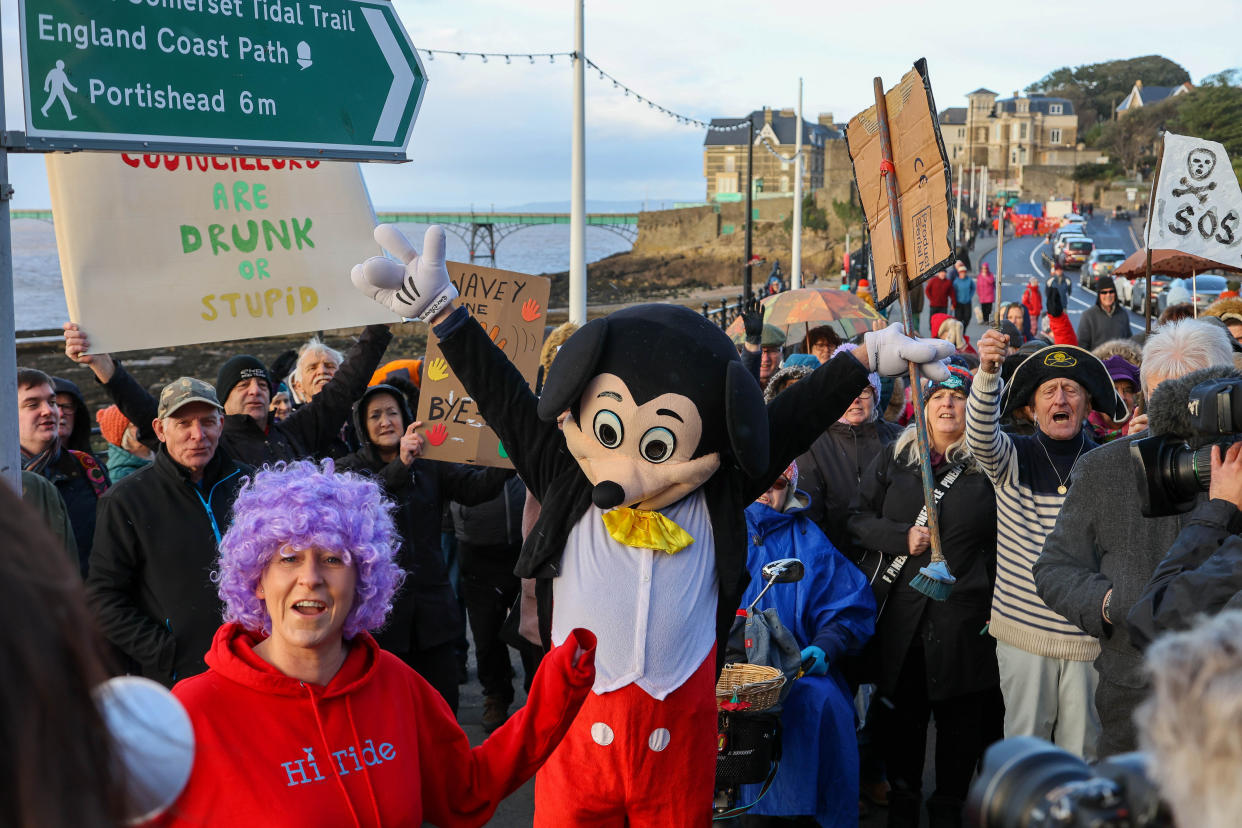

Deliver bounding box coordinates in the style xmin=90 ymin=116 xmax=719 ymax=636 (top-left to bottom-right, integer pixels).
xmin=18 ymin=0 xmax=427 ymax=160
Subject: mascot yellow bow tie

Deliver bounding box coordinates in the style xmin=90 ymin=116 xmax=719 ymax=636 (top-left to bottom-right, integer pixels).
xmin=602 ymin=508 xmax=695 ymax=554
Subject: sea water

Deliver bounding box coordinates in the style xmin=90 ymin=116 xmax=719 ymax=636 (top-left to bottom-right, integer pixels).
xmin=11 ymin=218 xmax=633 ymax=331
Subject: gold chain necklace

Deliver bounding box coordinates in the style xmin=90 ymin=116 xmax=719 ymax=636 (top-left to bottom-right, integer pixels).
xmin=1036 ymin=431 xmax=1086 ymax=495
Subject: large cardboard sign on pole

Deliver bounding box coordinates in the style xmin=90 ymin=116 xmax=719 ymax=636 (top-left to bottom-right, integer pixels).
xmin=845 ymin=59 xmax=956 ymax=309
xmin=47 ymin=152 xmax=401 ymax=353
xmin=1147 ymin=131 xmax=1242 ymax=268
xmin=416 ymin=264 xmax=550 ymax=469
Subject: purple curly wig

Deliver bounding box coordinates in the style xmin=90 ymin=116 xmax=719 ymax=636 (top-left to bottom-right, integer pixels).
xmin=215 ymin=460 xmax=404 ymax=639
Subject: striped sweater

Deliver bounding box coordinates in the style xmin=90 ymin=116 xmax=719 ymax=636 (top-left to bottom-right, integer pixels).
xmin=966 ymin=369 xmax=1101 ymax=662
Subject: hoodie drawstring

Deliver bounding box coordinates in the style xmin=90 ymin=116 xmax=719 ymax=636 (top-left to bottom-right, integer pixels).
xmin=306 ymin=686 xmax=365 ymax=828
xmin=346 ymin=696 xmax=384 ymax=828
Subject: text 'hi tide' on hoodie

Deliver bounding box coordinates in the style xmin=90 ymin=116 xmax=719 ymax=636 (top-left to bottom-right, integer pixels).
xmin=163 ymin=623 xmax=596 ymax=828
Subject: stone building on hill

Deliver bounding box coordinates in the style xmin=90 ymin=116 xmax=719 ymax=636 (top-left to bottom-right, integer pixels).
xmin=1115 ymin=79 xmax=1194 ymax=117
xmin=939 ymin=88 xmax=1080 ymax=179
xmin=702 ymin=107 xmax=839 ymax=201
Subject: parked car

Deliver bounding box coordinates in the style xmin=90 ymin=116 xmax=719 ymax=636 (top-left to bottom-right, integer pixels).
xmin=1156 ymin=274 xmax=1230 ymax=315
xmin=1058 ymin=237 xmax=1096 ymax=269
xmin=1112 ymin=206 xmax=1131 ymax=221
xmin=1046 ymin=219 xmax=1086 ymax=244
xmin=1081 ymin=249 xmax=1128 ymax=286
xmin=1115 ymin=275 xmax=1136 ymax=305
xmin=1052 ymin=229 xmax=1087 ymax=257
xmin=1130 ymin=275 xmax=1173 ymax=313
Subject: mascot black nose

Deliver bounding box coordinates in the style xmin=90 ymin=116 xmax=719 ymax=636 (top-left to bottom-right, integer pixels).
xmin=592 ymin=481 xmax=627 ymax=510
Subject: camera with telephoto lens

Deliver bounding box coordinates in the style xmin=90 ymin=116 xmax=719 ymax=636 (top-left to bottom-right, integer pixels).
xmin=966 ymin=737 xmax=1171 ymax=828
xmin=1131 ymin=377 xmax=1242 ymax=517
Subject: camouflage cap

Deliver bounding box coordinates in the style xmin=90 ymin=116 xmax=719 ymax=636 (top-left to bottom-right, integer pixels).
xmin=158 ymin=377 xmax=224 ymax=419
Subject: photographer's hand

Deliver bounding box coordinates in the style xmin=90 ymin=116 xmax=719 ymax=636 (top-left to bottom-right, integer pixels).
xmin=1209 ymin=442 xmax=1242 ymax=511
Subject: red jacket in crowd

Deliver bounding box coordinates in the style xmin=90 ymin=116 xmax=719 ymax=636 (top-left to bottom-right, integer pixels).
xmin=924 ymin=275 xmax=954 ymax=308
xmin=1022 ymin=283 xmax=1043 ymax=324
xmin=160 ymin=623 xmax=596 ymax=827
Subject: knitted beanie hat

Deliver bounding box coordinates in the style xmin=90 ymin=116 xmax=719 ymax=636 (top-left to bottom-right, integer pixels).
xmin=96 ymin=405 xmax=130 ymax=447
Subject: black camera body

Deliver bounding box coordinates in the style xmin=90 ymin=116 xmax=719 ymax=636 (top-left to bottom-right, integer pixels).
xmin=1132 ymin=377 xmax=1242 ymax=517
xmin=966 ymin=737 xmax=1171 ymax=828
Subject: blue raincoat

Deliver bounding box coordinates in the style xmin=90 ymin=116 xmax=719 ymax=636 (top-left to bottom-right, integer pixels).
xmin=738 ymin=492 xmax=876 ymax=826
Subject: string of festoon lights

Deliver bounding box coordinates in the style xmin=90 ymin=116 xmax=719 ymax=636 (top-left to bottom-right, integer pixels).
xmin=417 ymin=48 xmax=753 ymax=133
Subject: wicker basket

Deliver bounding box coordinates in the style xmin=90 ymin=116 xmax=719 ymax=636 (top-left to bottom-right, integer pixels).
xmin=715 ymin=663 xmax=786 ymax=711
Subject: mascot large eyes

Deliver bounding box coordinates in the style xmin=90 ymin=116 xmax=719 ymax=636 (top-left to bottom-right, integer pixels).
xmin=639 ymin=428 xmax=676 ymax=463
xmin=593 ymin=409 xmax=624 ymax=449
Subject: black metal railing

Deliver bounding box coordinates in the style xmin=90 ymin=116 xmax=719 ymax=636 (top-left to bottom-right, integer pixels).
xmin=702 ymin=293 xmax=764 ymax=331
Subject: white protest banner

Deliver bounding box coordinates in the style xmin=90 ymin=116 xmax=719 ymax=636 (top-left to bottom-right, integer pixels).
xmin=1147 ymin=131 xmax=1242 ymax=268
xmin=47 ymin=152 xmax=401 ymax=353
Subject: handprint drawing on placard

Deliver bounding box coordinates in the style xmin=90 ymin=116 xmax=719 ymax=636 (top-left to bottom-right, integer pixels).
xmin=521 ymin=298 xmax=542 ymax=322
xmin=426 ymin=357 xmax=450 ymax=382
xmin=426 ymin=422 xmax=448 ymax=446
xmin=477 ymin=318 xmax=508 ymax=351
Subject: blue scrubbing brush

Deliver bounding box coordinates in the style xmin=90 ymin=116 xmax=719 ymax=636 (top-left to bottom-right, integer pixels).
xmin=910 ymin=558 xmax=956 ymax=601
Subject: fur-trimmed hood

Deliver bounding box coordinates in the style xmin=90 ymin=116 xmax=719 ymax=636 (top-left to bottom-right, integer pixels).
xmin=1204 ymin=296 xmax=1242 ymax=324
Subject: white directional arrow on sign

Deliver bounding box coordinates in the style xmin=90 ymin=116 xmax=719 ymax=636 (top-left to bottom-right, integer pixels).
xmin=365 ymin=7 xmax=415 ymax=143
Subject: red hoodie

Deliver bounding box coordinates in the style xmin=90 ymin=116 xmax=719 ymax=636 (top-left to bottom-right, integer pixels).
xmin=160 ymin=623 xmax=595 ymax=828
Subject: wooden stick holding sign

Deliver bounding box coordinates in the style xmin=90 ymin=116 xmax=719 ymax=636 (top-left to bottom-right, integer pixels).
xmin=1143 ymin=138 xmax=1164 ymax=337
xmin=415 ymin=262 xmax=550 ymax=468
xmin=871 ymin=74 xmax=955 ymax=601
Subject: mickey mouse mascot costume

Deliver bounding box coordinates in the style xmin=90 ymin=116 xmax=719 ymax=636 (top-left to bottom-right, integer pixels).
xmin=352 ymin=226 xmax=952 ymax=825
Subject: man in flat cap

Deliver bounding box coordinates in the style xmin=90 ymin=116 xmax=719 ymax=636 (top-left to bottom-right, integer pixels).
xmin=87 ymin=378 xmax=251 ymax=687
xmin=967 ymin=329 xmax=1128 ymax=760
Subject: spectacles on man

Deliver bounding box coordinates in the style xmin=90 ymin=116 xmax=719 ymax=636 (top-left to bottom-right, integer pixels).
xmin=1098 ymin=289 xmax=1116 ymax=296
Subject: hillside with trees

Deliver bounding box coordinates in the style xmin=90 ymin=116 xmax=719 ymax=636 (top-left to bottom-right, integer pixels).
xmin=1025 ymin=55 xmax=1191 ymax=139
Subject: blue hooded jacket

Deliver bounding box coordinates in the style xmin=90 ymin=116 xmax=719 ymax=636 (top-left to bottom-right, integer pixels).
xmin=737 ymin=492 xmax=875 ymax=826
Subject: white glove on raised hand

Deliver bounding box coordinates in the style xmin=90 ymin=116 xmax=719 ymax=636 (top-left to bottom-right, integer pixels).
xmin=861 ymin=322 xmax=955 ymax=381
xmin=351 ymin=224 xmax=458 ymax=322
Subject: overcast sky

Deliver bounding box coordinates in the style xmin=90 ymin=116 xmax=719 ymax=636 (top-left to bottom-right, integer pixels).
xmin=2 ymin=0 xmax=1239 ymax=211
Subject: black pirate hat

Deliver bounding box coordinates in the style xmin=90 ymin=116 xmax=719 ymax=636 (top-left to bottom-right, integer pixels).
xmin=1001 ymin=344 xmax=1128 ymax=421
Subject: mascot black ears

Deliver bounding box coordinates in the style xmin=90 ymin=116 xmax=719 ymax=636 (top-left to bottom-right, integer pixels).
xmin=537 ymin=304 xmax=770 ymax=480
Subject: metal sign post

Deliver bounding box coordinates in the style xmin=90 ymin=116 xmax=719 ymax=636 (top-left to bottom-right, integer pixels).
xmin=17 ymin=0 xmax=426 ymax=159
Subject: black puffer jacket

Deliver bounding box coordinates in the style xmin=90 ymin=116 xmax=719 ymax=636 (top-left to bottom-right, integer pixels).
xmin=336 ymin=385 xmax=512 ymax=654
xmin=86 ymin=447 xmax=249 ymax=687
xmin=848 ymin=445 xmax=998 ymax=700
xmin=797 ymin=417 xmax=902 ymax=558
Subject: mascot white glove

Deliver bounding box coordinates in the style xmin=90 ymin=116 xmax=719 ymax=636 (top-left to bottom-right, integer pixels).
xmin=351 ymin=224 xmax=458 ymax=322
xmin=861 ymin=323 xmax=955 ymax=381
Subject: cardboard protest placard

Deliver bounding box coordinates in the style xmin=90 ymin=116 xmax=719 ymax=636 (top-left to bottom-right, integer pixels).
xmin=416 ymin=263 xmax=550 ymax=468
xmin=845 ymin=59 xmax=956 ymax=308
xmin=46 ymin=152 xmax=401 ymax=353
xmin=1147 ymin=131 xmax=1242 ymax=268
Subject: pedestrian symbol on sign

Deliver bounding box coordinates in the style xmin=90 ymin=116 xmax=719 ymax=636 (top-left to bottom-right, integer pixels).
xmin=41 ymin=59 xmax=77 ymax=121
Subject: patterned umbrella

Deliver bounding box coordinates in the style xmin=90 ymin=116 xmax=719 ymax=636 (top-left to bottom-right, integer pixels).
xmin=723 ymin=288 xmax=884 ymax=343
xmin=1112 ymin=248 xmax=1242 ymax=279
xmin=765 ymin=288 xmax=884 ymax=340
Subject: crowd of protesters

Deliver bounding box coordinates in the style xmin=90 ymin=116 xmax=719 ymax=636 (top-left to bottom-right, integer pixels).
xmin=13 ymin=246 xmax=1242 ymax=827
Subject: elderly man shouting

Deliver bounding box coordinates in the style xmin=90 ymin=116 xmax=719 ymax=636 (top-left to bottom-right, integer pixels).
xmin=967 ymin=329 xmax=1128 ymax=759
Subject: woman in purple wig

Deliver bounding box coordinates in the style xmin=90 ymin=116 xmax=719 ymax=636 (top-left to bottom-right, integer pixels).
xmin=160 ymin=460 xmax=597 ymax=827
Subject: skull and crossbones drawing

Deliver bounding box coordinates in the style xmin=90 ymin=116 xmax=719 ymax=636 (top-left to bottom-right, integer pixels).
xmin=1173 ymin=148 xmax=1219 ymax=203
